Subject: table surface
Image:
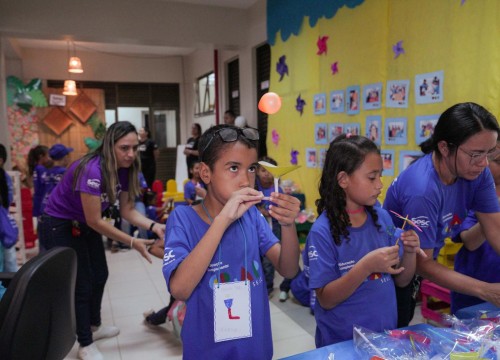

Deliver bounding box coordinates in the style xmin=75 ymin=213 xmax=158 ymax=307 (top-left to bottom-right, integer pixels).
xmin=279 ymin=323 xmax=432 ymax=360
xmin=455 ymin=301 xmax=499 ymax=319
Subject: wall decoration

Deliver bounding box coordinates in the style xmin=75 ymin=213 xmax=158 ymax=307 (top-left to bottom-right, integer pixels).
xmin=344 ymin=123 xmax=361 ymax=136
xmin=415 ymin=70 xmax=444 ymax=104
xmin=290 ymin=149 xmax=299 ymax=165
xmin=363 ymin=83 xmax=382 ymax=110
xmin=6 ymin=76 xmax=48 ymax=113
xmin=276 ymin=55 xmax=289 ymax=81
xmin=329 ymin=123 xmax=344 ymax=142
xmin=272 ymin=129 xmax=280 ymax=146
xmin=400 ymin=150 xmax=423 ymax=173
xmin=42 ymin=107 xmax=73 ymax=136
xmin=313 ymin=93 xmax=327 ymax=115
xmin=415 ymin=114 xmax=439 ymax=145
xmin=386 ymin=80 xmax=409 ymax=108
xmin=381 ymin=149 xmax=395 ymax=176
xmin=7 ymin=107 xmax=40 ymax=164
xmin=319 ymin=148 xmax=327 ymax=169
xmin=69 ymin=92 xmax=97 ymax=124
xmin=346 ymin=85 xmax=361 ymax=115
xmin=385 ymin=118 xmax=407 ymax=145
xmin=306 ymin=148 xmax=317 ymax=168
xmin=315 ymin=123 xmax=328 ymax=144
xmin=330 ymin=90 xmax=344 ymax=113
xmin=366 ymin=115 xmax=382 ymax=145
xmin=392 ymin=40 xmax=405 ymax=58
xmin=49 ymin=94 xmax=66 ymax=107
xmin=316 ymin=35 xmax=329 ymax=55
xmin=331 ymin=61 xmax=339 ymax=75
xmin=295 ymin=94 xmax=306 ymax=115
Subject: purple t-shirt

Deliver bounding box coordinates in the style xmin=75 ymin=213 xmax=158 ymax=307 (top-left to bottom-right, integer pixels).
xmin=44 ymin=156 xmax=129 ymax=223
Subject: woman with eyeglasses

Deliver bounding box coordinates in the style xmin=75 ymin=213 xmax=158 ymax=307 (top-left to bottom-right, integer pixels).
xmin=383 ymin=102 xmax=500 ymax=327
xmin=162 ymin=124 xmax=300 ymax=359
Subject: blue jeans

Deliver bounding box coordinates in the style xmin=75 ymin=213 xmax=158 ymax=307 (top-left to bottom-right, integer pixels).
xmin=38 ymin=214 xmax=109 ymax=347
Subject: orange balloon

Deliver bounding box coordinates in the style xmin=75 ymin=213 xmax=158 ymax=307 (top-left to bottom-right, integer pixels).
xmin=258 ymin=92 xmax=282 ymax=114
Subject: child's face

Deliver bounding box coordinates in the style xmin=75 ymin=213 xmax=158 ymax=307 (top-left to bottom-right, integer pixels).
xmin=342 ymin=152 xmax=383 ymax=208
xmin=191 ymin=162 xmax=201 ymax=178
xmin=40 ymin=153 xmax=51 ymax=167
xmin=256 ymin=166 xmax=274 ymax=187
xmin=204 ymin=142 xmax=258 ymax=203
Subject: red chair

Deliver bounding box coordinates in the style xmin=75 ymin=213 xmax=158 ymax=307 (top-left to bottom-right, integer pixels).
xmin=151 ymin=180 xmax=164 ymax=207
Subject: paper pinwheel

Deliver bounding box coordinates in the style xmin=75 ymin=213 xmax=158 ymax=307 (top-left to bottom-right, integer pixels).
xmin=389 ymin=210 xmax=423 ymax=233
xmin=295 ymin=95 xmax=306 ymax=115
xmin=331 ymin=61 xmax=339 ymax=75
xmin=276 ymin=55 xmax=289 ymax=81
xmin=290 ymin=149 xmax=299 ymax=165
xmin=272 ymin=129 xmax=280 ymax=146
xmin=258 ymin=161 xmax=300 ymax=195
xmin=317 ymin=35 xmax=329 ymax=55
xmin=392 ymin=41 xmax=405 ymax=59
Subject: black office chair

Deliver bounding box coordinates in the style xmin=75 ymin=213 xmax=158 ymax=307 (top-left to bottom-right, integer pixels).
xmin=0 ymin=247 xmax=77 ymax=360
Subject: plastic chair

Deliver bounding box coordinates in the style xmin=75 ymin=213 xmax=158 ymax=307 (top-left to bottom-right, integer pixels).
xmin=0 ymin=247 xmax=77 ymax=359
xmin=151 ymin=180 xmax=164 ymax=207
xmin=163 ymin=179 xmax=185 ymax=202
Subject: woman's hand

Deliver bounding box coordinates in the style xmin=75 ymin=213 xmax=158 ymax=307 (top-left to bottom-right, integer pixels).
xmin=268 ymin=193 xmax=301 ymax=226
xmin=151 ymin=223 xmax=166 ymax=240
xmin=131 ymin=237 xmax=156 ymax=263
xmin=359 ymin=245 xmax=403 ymax=275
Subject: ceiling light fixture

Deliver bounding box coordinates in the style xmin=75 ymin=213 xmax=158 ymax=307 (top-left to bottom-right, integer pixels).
xmin=68 ymin=41 xmax=83 ymax=73
xmin=63 ymin=80 xmax=77 ymax=96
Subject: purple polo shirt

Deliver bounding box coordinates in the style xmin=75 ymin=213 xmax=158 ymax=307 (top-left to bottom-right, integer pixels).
xmin=44 ymin=156 xmax=129 ymax=223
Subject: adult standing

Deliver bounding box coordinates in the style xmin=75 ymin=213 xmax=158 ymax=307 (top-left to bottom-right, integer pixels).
xmin=183 ymin=123 xmax=201 ymax=178
xmin=138 ymin=126 xmax=159 ymax=188
xmin=383 ymin=102 xmax=500 ymax=327
xmin=38 ymin=121 xmax=165 ymax=360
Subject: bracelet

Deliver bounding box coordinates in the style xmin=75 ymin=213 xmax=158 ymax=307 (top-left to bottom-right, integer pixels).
xmin=130 ymin=237 xmax=135 ymax=248
xmin=149 ymin=222 xmax=156 ymax=231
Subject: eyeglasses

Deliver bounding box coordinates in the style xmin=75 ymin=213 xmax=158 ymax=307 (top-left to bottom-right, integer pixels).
xmin=201 ymin=127 xmax=260 ymax=158
xmin=458 ymin=147 xmax=500 ymax=166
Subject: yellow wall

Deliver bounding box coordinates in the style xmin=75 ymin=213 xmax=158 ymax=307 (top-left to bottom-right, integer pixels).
xmin=268 ymin=0 xmax=500 ymax=212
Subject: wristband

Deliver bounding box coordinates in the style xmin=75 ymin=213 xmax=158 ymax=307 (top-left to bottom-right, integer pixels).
xmin=130 ymin=237 xmax=135 ymax=248
xmin=149 ymin=222 xmax=156 ymax=231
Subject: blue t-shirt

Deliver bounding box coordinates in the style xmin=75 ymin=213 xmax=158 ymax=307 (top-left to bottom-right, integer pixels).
xmin=41 ymin=166 xmax=66 ymax=214
xmin=33 ymin=164 xmax=49 ymax=216
xmin=184 ymin=180 xmax=205 ymax=202
xmin=44 ymin=157 xmax=129 ymax=223
xmin=383 ymin=153 xmax=499 ymax=258
xmin=304 ymin=207 xmax=400 ymax=347
xmin=451 ymin=210 xmax=500 ymax=314
xmin=162 ymin=205 xmax=278 ymax=360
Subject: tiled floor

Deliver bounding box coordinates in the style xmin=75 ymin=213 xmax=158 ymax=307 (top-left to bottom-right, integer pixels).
xmin=56 ymin=245 xmax=424 ymax=360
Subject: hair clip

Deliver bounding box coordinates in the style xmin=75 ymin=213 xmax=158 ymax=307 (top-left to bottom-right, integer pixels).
xmin=346 ymin=133 xmax=352 ymax=138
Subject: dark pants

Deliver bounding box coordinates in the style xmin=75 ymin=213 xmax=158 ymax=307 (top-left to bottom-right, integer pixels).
xmin=39 ymin=215 xmax=109 ymax=347
xmin=396 ymin=275 xmax=421 ymax=328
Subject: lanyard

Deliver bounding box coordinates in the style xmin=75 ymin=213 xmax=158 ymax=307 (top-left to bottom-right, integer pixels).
xmin=201 ymin=200 xmax=248 ymax=286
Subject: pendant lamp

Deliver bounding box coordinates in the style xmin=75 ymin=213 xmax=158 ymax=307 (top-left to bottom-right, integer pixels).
xmin=63 ymin=80 xmax=77 ymax=96
xmin=67 ymin=41 xmax=83 ymax=73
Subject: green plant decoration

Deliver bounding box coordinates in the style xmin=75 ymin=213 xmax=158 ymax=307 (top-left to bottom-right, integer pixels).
xmin=6 ymin=76 xmax=48 ymax=112
xmin=84 ymin=113 xmax=106 ymax=151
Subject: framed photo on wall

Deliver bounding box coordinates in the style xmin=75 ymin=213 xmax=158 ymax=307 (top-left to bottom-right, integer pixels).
xmin=415 ymin=70 xmax=444 ymax=104
xmin=415 ymin=114 xmax=439 ymax=145
xmin=366 ymin=115 xmax=381 ymax=145
xmin=381 ymin=149 xmax=395 ymax=176
xmin=399 ymin=150 xmax=423 ymax=173
xmin=362 ymin=82 xmax=382 ymax=110
xmin=319 ymin=148 xmax=327 ymax=169
xmin=313 ymin=93 xmax=327 ymax=115
xmin=386 ymin=80 xmax=409 ymax=108
xmin=330 ymin=90 xmax=345 ymax=113
xmin=315 ymin=123 xmax=328 ymax=145
xmin=329 ymin=123 xmax=344 ymax=142
xmin=306 ymin=148 xmax=318 ymax=168
xmin=385 ymin=117 xmax=407 ymax=145
xmin=344 ymin=122 xmax=360 ymax=136
xmin=346 ymin=85 xmax=361 ymax=115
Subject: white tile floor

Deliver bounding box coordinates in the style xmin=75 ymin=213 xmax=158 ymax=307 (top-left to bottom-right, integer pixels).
xmin=56 ymin=245 xmax=424 ymax=360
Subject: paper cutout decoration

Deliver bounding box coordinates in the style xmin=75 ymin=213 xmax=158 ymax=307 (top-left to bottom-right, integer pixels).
xmin=69 ymin=92 xmax=97 ymax=124
xmin=258 ymin=161 xmax=300 ymax=194
xmin=316 ymin=35 xmax=329 ymax=55
xmin=331 ymin=61 xmax=339 ymax=75
xmin=258 ymin=92 xmax=282 ymax=114
xmin=393 ymin=41 xmax=405 ymax=58
xmin=6 ymin=76 xmax=48 ymax=113
xmin=276 ymin=55 xmax=289 ymax=81
xmin=272 ymin=129 xmax=280 ymax=146
xmin=461 ymin=0 xmax=466 ymax=5
xmin=295 ymin=95 xmax=306 ymax=115
xmin=290 ymin=149 xmax=299 ymax=165
xmin=42 ymin=107 xmax=73 ymax=135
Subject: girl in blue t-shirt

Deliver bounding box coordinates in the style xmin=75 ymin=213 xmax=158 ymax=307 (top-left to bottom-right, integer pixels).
xmin=305 ymin=134 xmax=420 ymax=347
xmin=28 ymin=145 xmax=52 ymax=219
xmin=383 ymin=102 xmax=500 ymax=327
xmin=162 ymin=124 xmax=301 ymax=360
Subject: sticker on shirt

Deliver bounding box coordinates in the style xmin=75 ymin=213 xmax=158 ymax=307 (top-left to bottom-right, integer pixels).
xmin=213 ymin=281 xmax=251 ymax=342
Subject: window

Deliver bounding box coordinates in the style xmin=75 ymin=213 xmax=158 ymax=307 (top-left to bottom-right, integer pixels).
xmin=195 ymin=72 xmax=215 ymax=116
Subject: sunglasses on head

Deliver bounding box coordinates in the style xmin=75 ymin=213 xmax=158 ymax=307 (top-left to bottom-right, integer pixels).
xmin=201 ymin=127 xmax=260 ymax=158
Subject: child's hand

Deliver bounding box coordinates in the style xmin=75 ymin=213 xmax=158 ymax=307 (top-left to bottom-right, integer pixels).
xmin=268 ymin=193 xmax=301 ymax=227
xmin=399 ymin=229 xmax=420 ymax=254
xmin=219 ymin=187 xmax=264 ymax=222
xmin=361 ymin=245 xmax=403 ymax=275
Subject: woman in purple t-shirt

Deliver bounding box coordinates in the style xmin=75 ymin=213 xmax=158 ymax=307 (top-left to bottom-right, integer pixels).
xmin=38 ymin=121 xmax=165 ymax=360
